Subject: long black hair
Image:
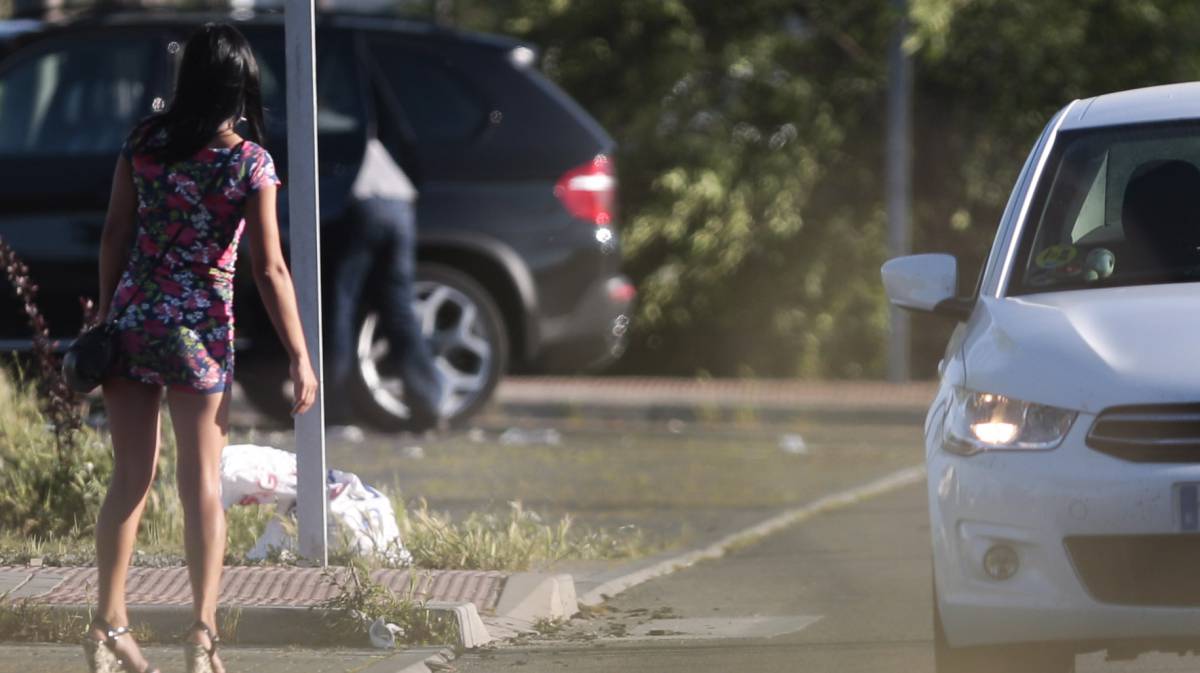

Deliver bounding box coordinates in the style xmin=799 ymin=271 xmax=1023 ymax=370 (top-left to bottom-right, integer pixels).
xmin=140 ymin=23 xmax=265 ymax=164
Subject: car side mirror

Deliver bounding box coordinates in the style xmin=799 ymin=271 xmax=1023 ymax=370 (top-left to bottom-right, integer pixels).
xmin=881 ymin=254 xmax=974 ymax=321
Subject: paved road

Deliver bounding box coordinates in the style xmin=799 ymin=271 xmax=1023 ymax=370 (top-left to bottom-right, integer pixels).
xmin=0 ymin=644 xmax=434 ymax=673
xmin=456 ymin=485 xmax=1200 ymax=673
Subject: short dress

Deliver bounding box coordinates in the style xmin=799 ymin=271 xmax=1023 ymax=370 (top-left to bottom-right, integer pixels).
xmin=108 ymin=126 xmax=281 ymax=393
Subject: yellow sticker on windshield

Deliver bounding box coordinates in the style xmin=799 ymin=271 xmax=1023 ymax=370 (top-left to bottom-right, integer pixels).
xmin=1035 ymin=245 xmax=1078 ymax=269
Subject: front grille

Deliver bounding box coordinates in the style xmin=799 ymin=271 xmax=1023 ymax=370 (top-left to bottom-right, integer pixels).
xmin=1088 ymin=404 xmax=1200 ymax=462
xmin=1065 ymin=535 xmax=1200 ymax=606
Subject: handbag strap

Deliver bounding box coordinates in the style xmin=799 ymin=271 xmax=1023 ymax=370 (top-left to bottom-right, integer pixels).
xmin=109 ymin=140 xmax=246 ymax=326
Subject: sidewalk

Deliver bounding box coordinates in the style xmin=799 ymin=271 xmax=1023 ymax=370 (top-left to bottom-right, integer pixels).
xmin=0 ymin=643 xmax=454 ymax=673
xmin=486 ymin=377 xmax=937 ymax=423
xmin=1 ymin=565 xmax=504 ymax=649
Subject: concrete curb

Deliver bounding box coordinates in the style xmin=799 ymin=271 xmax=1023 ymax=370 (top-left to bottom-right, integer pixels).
xmin=5 ymin=567 xmax=592 ymax=655
xmin=484 ymin=401 xmax=929 ymax=426
xmin=485 ymin=378 xmax=937 ymax=426
xmin=16 ymin=587 xmax=516 ymax=671
xmin=493 ymin=573 xmax=577 ymax=622
xmin=574 ymin=465 xmax=927 ymax=607
xmin=35 ymin=601 xmax=491 ymax=649
xmin=426 ymin=601 xmax=493 ymax=649
xmin=482 ymin=572 xmax=580 ymax=639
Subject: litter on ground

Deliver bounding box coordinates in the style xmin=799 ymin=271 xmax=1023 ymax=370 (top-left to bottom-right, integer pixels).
xmin=220 ymin=444 xmax=413 ymax=565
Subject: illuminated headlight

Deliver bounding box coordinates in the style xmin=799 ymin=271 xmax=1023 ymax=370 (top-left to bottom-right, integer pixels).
xmin=942 ymin=388 xmax=1076 ymax=456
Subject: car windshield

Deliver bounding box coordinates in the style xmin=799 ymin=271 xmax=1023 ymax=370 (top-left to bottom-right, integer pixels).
xmin=1011 ymin=122 xmax=1200 ymax=294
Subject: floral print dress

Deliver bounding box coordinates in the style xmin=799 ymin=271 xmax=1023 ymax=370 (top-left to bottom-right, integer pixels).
xmin=108 ymin=127 xmax=280 ymax=393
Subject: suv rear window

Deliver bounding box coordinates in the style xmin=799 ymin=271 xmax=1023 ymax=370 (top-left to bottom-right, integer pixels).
xmin=0 ymin=37 xmax=156 ymax=156
xmin=240 ymin=30 xmax=366 ymax=138
xmin=1011 ymin=123 xmax=1200 ymax=294
xmin=367 ymin=38 xmax=488 ymax=144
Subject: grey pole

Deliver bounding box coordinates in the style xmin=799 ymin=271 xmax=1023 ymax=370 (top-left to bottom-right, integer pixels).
xmin=886 ymin=0 xmax=912 ymax=382
xmin=285 ymin=0 xmax=327 ymax=564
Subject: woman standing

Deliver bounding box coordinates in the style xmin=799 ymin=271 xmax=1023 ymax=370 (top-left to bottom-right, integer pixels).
xmin=85 ymin=24 xmax=317 ymax=673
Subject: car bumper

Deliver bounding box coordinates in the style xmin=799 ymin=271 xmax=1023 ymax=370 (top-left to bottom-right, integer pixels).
xmin=931 ymin=413 xmax=1200 ymax=649
xmin=530 ymin=274 xmax=633 ymax=372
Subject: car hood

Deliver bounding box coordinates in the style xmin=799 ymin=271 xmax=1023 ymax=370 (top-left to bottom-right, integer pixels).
xmin=962 ymin=283 xmax=1200 ymax=413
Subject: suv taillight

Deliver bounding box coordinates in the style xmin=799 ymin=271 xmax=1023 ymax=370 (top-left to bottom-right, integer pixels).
xmin=555 ymin=155 xmax=615 ymax=226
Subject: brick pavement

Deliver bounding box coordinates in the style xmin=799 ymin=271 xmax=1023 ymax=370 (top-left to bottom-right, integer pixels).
xmin=1 ymin=565 xmax=506 ymax=612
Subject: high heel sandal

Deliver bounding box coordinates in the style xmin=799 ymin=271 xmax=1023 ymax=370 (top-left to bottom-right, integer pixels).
xmin=183 ymin=621 xmax=222 ymax=673
xmin=81 ymin=619 xmax=160 ymax=673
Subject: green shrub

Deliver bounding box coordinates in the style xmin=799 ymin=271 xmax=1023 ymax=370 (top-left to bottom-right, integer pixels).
xmin=0 ymin=369 xmax=272 ymax=562
xmin=0 ymin=372 xmax=110 ymax=538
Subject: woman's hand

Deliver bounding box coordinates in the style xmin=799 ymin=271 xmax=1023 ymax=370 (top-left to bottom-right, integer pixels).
xmin=245 ymin=182 xmax=319 ymax=417
xmin=290 ymin=356 xmax=318 ymax=416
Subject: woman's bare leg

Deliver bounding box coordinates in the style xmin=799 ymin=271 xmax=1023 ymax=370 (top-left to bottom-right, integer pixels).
xmin=167 ymin=387 xmax=229 ymax=673
xmin=93 ymin=378 xmax=162 ymax=670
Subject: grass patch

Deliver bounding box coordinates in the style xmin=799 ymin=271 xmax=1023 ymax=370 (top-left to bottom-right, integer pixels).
xmin=0 ymin=369 xmax=110 ymax=539
xmin=0 ymin=370 xmax=276 ymax=566
xmin=0 ymin=597 xmax=91 ymax=643
xmin=397 ymin=498 xmax=647 ymax=571
xmin=0 ymin=369 xmax=646 ymax=571
xmin=531 ymin=616 xmax=567 ymax=637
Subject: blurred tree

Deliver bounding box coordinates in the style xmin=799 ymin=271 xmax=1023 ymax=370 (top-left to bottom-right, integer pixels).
xmin=458 ymin=0 xmax=899 ymax=377
xmin=455 ymin=0 xmax=1200 ymax=379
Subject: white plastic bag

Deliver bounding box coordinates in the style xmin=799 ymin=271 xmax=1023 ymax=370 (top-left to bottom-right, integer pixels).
xmin=220 ymin=444 xmax=411 ymax=565
xmin=220 ymin=444 xmax=297 ymax=509
xmin=327 ymin=468 xmax=413 ymax=565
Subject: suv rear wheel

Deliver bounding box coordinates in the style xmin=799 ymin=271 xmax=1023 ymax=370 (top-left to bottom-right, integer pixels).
xmin=352 ymin=262 xmax=508 ymax=431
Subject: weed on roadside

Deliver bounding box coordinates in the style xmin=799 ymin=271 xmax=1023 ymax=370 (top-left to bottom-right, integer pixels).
xmin=398 ymin=498 xmax=648 ymax=571
xmin=317 ymin=558 xmax=459 ymax=647
xmin=531 ymin=616 xmax=567 ymax=637
xmin=0 ymin=371 xmax=110 ymax=539
xmin=0 ymin=597 xmax=89 ymax=643
xmin=219 ymin=606 xmax=243 ymax=645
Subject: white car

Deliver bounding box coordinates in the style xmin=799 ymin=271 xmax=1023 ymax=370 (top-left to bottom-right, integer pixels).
xmin=884 ymin=82 xmax=1200 ymax=673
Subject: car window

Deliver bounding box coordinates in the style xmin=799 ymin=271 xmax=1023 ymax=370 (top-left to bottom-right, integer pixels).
xmin=1067 ymin=154 xmax=1107 ymax=242
xmin=366 ymin=37 xmax=488 ymax=144
xmin=0 ymin=37 xmax=156 ymax=156
xmin=240 ymin=30 xmax=366 ymax=138
xmin=1011 ymin=123 xmax=1200 ymax=294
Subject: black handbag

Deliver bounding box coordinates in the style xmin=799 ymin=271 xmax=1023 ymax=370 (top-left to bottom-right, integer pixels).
xmin=62 ymin=322 xmax=118 ymax=394
xmin=63 ymin=141 xmax=245 ymax=394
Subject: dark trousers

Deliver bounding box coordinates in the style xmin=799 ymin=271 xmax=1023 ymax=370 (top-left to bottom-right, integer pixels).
xmin=324 ymin=197 xmax=443 ymax=426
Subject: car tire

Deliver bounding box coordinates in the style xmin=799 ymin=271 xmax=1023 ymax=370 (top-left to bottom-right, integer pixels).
xmin=933 ymin=577 xmax=1075 ymax=673
xmin=236 ymin=356 xmax=292 ymax=427
xmin=352 ymin=262 xmax=508 ymax=432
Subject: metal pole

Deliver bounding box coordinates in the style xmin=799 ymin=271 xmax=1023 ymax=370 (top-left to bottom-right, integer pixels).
xmin=886 ymin=0 xmax=912 ymax=382
xmin=285 ymin=0 xmax=327 ymax=564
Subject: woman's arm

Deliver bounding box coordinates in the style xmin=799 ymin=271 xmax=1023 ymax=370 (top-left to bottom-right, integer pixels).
xmin=97 ymin=156 xmax=137 ymax=322
xmin=244 ymin=182 xmax=318 ymax=416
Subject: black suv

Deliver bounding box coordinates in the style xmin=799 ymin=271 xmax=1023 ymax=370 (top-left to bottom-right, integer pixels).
xmin=0 ymin=11 xmax=633 ymax=428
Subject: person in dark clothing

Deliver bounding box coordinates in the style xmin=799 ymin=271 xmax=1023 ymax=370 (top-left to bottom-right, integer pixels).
xmin=324 ymin=137 xmax=444 ymax=432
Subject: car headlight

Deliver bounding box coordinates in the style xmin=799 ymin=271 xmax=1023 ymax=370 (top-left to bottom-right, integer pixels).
xmin=942 ymin=388 xmax=1076 ymax=456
